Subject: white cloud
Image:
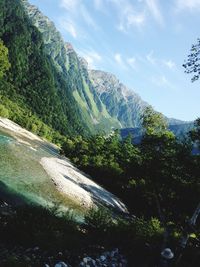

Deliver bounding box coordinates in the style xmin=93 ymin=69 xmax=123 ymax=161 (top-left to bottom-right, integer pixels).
xmin=60 ymin=0 xmax=80 ymax=11
xmin=151 ymin=74 xmax=175 ymax=89
xmin=163 ymin=60 xmax=176 ymax=69
xmin=60 ymin=0 xmax=99 ymax=31
xmin=176 ymin=0 xmax=200 ymax=11
xmin=152 ymin=75 xmax=169 ymax=87
xmin=78 ymin=50 xmax=102 ymax=68
xmin=110 ymin=0 xmax=146 ymax=32
xmin=127 ymin=57 xmax=137 ymax=69
xmin=114 ymin=53 xmax=123 ymax=64
xmin=80 ymin=5 xmax=99 ymax=29
xmin=59 ymin=18 xmax=77 ymax=38
xmin=146 ymin=50 xmax=156 ymax=65
xmin=114 ymin=53 xmax=128 ymax=69
xmin=94 ymin=0 xmax=103 ymax=10
xmin=127 ymin=13 xmax=146 ymax=27
xmin=145 ymin=0 xmax=164 ymax=25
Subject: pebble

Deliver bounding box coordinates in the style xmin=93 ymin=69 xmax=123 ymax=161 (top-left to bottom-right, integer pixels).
xmin=0 ymin=245 xmax=127 ymax=267
xmin=79 ymin=248 xmax=127 ymax=267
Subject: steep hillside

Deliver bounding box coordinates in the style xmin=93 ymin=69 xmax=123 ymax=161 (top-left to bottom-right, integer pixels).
xmin=22 ymin=0 xmax=171 ymax=131
xmin=22 ymin=0 xmax=121 ymax=133
xmin=0 ymin=0 xmax=90 ymax=138
xmin=89 ymin=70 xmax=149 ymax=128
xmin=0 ymin=0 xmax=190 ymax=139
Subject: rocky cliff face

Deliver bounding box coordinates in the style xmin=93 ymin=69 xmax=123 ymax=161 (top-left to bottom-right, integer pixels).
xmin=89 ymin=70 xmax=149 ymax=128
xmin=21 ymin=0 xmax=151 ymax=130
xmin=22 ymin=0 xmax=69 ymax=73
xmin=22 ymin=0 xmax=189 ymax=133
xmin=22 ymin=0 xmax=121 ymax=133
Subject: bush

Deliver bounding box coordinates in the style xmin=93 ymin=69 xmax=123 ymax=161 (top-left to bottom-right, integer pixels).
xmin=132 ymin=217 xmax=164 ymax=242
xmin=84 ymin=206 xmax=113 ymax=231
xmin=0 ymin=104 xmax=9 ymax=118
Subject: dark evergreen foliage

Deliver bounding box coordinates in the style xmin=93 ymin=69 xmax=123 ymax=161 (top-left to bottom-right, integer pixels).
xmin=0 ymin=0 xmax=89 ymax=139
xmin=183 ymin=38 xmax=200 ymax=82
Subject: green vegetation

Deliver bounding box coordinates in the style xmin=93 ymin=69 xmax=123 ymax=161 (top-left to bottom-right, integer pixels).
xmin=0 ymin=0 xmax=90 ymax=141
xmin=0 ymin=203 xmax=165 ymax=266
xmin=0 ymin=39 xmax=10 ymax=78
xmin=190 ymin=118 xmax=200 ymax=148
xmin=0 ymin=1 xmax=199 ymax=265
xmin=183 ymin=38 xmax=200 ymax=82
xmin=61 ymin=108 xmax=200 ymax=265
xmin=0 ymin=94 xmax=65 ymax=144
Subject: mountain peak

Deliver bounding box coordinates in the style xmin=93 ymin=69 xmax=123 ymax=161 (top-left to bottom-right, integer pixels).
xmin=78 ymin=56 xmax=89 ymax=70
xmin=21 ymin=0 xmax=186 ymax=131
xmin=65 ymin=42 xmax=75 ymax=54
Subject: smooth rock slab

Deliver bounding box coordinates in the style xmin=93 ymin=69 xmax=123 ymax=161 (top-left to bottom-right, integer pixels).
xmin=55 ymin=261 xmax=68 ymax=267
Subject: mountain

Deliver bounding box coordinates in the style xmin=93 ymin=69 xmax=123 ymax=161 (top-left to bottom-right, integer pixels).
xmin=121 ymin=122 xmax=195 ymax=143
xmin=89 ymin=70 xmax=149 ymax=128
xmin=0 ymin=0 xmax=193 ymax=141
xmin=22 ymin=0 xmax=121 ymax=133
xmin=0 ymin=0 xmax=90 ymax=139
xmin=22 ymin=0 xmax=176 ymax=132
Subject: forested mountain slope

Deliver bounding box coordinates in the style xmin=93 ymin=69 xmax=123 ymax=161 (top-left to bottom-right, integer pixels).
xmin=22 ymin=0 xmax=184 ymax=132
xmin=0 ymin=0 xmax=94 ymax=139
xmin=22 ymin=0 xmax=121 ymax=133
xmin=0 ymin=0 xmax=192 ymax=141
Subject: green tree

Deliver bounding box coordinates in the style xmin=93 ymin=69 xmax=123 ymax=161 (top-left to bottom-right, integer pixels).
xmin=190 ymin=118 xmax=200 ymax=148
xmin=140 ymin=108 xmax=179 ymax=219
xmin=183 ymin=38 xmax=200 ymax=82
xmin=141 ymin=107 xmax=168 ymax=136
xmin=0 ymin=104 xmax=9 ymax=117
xmin=0 ymin=39 xmax=10 ymax=78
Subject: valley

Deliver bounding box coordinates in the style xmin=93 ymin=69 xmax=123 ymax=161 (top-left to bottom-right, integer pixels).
xmin=0 ymin=0 xmax=199 ymax=266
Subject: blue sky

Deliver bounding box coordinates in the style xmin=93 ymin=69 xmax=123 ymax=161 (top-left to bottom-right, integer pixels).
xmin=29 ymin=0 xmax=200 ymax=121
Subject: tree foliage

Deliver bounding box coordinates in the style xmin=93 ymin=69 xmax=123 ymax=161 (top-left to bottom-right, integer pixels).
xmin=141 ymin=106 xmax=168 ymax=136
xmin=0 ymin=39 xmax=10 ymax=78
xmin=183 ymin=38 xmax=200 ymax=82
xmin=62 ymin=109 xmax=200 ymax=223
xmin=0 ymin=0 xmax=89 ymax=138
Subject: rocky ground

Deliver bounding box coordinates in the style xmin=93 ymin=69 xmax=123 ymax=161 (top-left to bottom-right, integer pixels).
xmin=40 ymin=157 xmax=128 ymax=213
xmin=0 ymin=245 xmax=128 ymax=267
xmin=0 ymin=117 xmax=128 ymax=214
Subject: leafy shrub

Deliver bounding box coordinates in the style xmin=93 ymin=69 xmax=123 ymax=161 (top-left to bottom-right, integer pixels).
xmin=132 ymin=217 xmax=164 ymax=242
xmin=84 ymin=206 xmax=113 ymax=231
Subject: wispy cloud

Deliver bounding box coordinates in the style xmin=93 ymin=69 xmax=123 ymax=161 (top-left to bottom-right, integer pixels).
xmin=110 ymin=0 xmax=146 ymax=32
xmin=151 ymin=75 xmax=171 ymax=88
xmin=59 ymin=18 xmax=78 ymax=38
xmin=127 ymin=57 xmax=137 ymax=69
xmin=94 ymin=0 xmax=103 ymax=10
xmin=163 ymin=60 xmax=176 ymax=69
xmin=146 ymin=52 xmax=176 ymax=71
xmin=78 ymin=49 xmax=102 ymax=69
xmin=60 ymin=0 xmax=80 ymax=11
xmin=80 ymin=5 xmax=99 ymax=29
xmin=146 ymin=50 xmax=157 ymax=65
xmin=114 ymin=53 xmax=123 ymax=64
xmin=175 ymin=0 xmax=200 ymax=11
xmin=145 ymin=0 xmax=164 ymax=25
xmin=60 ymin=0 xmax=99 ymax=31
xmin=114 ymin=53 xmax=129 ymax=69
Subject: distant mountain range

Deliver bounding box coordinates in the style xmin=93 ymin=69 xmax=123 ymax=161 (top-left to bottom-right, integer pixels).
xmin=121 ymin=122 xmax=195 ymax=143
xmin=0 ymin=0 xmax=194 ymax=138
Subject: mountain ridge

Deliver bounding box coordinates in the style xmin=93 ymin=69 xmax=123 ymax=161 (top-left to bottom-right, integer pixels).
xmin=22 ymin=0 xmax=187 ymax=133
xmin=0 ymin=0 xmax=192 ymax=140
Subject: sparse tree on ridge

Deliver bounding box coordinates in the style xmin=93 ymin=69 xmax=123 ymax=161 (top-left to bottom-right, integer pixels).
xmin=183 ymin=38 xmax=200 ymax=82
